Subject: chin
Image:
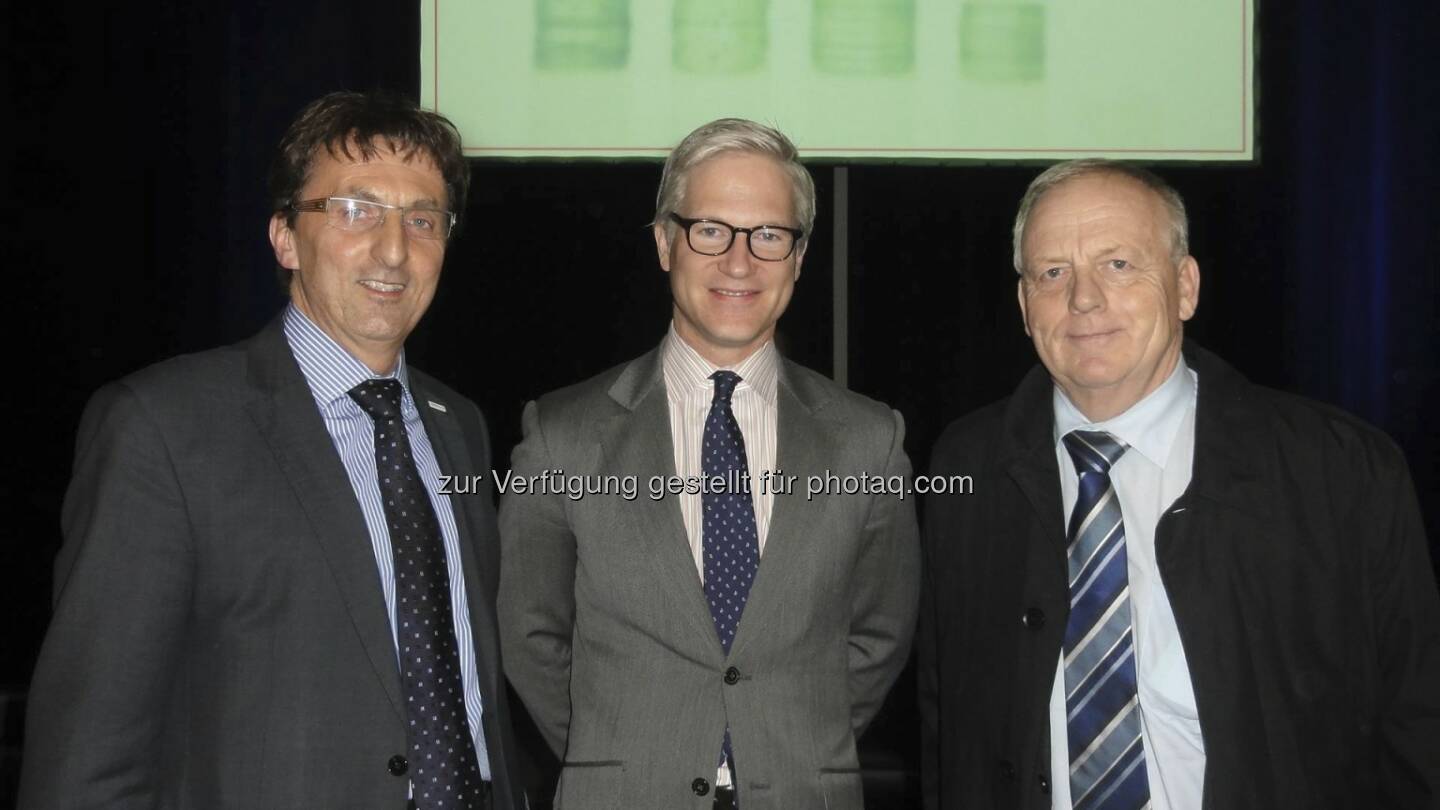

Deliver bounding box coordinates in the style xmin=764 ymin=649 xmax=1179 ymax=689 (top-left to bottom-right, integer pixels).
xmin=353 ymin=320 xmax=410 ymax=343
xmin=1063 ymin=364 xmax=1127 ymax=390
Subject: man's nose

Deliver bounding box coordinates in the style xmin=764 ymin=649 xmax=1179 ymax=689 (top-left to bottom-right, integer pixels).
xmin=1068 ymin=267 xmax=1105 ymax=313
xmin=371 ymin=213 xmax=410 ymax=267
xmin=718 ymin=231 xmax=760 ymax=277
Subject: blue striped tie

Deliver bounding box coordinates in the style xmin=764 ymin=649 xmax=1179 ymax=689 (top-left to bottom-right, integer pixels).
xmin=1061 ymin=430 xmax=1150 ymax=810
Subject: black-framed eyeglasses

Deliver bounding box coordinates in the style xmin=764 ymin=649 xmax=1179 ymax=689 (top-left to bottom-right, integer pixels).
xmin=292 ymin=197 xmax=456 ymax=241
xmin=669 ymin=213 xmax=804 ymax=261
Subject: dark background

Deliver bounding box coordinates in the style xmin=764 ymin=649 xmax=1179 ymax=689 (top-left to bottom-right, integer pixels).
xmin=5 ymin=1 xmax=1438 ymax=806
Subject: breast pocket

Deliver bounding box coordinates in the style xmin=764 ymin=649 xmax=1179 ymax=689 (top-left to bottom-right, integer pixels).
xmin=555 ymin=761 xmax=625 ymax=810
xmin=819 ymin=769 xmax=865 ymax=810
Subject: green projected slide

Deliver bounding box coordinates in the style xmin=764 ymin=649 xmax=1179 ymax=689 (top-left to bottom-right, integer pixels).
xmin=421 ymin=0 xmax=1253 ymax=161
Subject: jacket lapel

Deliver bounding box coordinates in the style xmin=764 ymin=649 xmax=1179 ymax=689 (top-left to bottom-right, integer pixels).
xmin=1001 ymin=367 xmax=1067 ymax=548
xmin=412 ymin=380 xmax=503 ymax=701
xmin=1158 ymin=345 xmax=1279 ymax=805
xmin=242 ymin=320 xmax=404 ymax=721
xmin=1175 ymin=344 xmax=1274 ymax=520
xmin=998 ymin=364 xmax=1071 ymax=747
xmin=599 ymin=351 xmax=721 ymax=652
xmin=727 ymin=361 xmax=830 ymax=660
xmin=1153 ymin=344 xmax=1278 ymax=600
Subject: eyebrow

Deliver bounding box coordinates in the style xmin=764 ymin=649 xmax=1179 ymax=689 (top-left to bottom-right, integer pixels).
xmin=339 ymin=186 xmax=443 ymax=209
xmin=1029 ymin=243 xmax=1134 ymax=264
xmin=1028 ymin=255 xmax=1072 ymax=267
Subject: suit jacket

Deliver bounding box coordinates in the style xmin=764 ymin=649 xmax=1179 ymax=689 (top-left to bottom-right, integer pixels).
xmin=497 ymin=347 xmax=921 ymax=810
xmin=19 ymin=317 xmax=523 ymax=810
xmin=919 ymin=343 xmax=1440 ymax=809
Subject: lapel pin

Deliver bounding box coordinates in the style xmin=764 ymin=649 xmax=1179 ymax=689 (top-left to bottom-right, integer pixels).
xmin=427 ymin=400 xmax=448 ymax=413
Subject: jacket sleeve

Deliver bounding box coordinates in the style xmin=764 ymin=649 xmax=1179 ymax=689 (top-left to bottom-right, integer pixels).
xmin=1366 ymin=442 xmax=1440 ymax=807
xmin=19 ymin=382 xmax=195 ymax=809
xmin=496 ymin=399 xmax=577 ymax=757
xmin=847 ymin=408 xmax=922 ymax=736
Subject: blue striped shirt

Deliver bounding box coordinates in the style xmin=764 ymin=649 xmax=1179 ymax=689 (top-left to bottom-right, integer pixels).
xmin=283 ymin=304 xmax=491 ymax=781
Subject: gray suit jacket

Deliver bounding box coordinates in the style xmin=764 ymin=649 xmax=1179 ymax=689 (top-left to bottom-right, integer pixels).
xmin=19 ymin=318 xmax=523 ymax=810
xmin=497 ymin=348 xmax=921 ymax=810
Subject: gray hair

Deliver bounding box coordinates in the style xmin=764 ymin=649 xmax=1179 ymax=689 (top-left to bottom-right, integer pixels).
xmin=1012 ymin=158 xmax=1189 ymax=273
xmin=653 ymin=118 xmax=817 ymax=239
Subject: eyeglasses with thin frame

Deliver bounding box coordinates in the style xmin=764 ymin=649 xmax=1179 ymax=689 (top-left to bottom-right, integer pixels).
xmin=669 ymin=213 xmax=804 ymax=261
xmin=291 ymin=197 xmax=456 ymax=241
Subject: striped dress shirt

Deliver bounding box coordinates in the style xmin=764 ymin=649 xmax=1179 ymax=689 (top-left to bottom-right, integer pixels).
xmin=1048 ymin=358 xmax=1204 ymax=810
xmin=662 ymin=324 xmax=779 ymax=582
xmin=283 ymin=304 xmax=491 ymax=782
xmin=662 ymin=323 xmax=780 ymax=788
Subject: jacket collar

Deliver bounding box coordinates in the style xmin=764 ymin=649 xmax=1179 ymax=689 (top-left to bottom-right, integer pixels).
xmin=997 ymin=340 xmax=1275 ymax=520
xmin=1178 ymin=342 xmax=1273 ymax=519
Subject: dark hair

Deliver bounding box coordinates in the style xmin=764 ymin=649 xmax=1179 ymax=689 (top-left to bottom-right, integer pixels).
xmin=268 ymin=90 xmax=469 ymax=233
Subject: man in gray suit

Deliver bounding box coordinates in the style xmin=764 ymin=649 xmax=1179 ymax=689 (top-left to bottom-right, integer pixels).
xmin=20 ymin=92 xmax=522 ymax=809
xmin=498 ymin=118 xmax=921 ymax=809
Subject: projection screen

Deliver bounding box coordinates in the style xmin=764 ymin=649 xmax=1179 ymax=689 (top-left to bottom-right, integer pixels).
xmin=421 ymin=0 xmax=1254 ymax=161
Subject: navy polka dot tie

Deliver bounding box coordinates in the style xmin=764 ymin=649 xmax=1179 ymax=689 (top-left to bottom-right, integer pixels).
xmin=349 ymin=380 xmax=485 ymax=810
xmin=702 ymin=370 xmax=759 ymax=792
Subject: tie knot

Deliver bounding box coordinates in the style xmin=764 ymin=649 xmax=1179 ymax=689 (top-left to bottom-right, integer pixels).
xmin=710 ymin=370 xmax=742 ymax=404
xmin=348 ymin=378 xmax=405 ymax=420
xmin=1063 ymin=430 xmax=1128 ymax=475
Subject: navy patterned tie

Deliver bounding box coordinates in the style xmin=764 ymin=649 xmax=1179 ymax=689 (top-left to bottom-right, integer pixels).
xmin=1061 ymin=430 xmax=1150 ymax=810
xmin=702 ymin=370 xmax=759 ymax=789
xmin=349 ymin=380 xmax=485 ymax=810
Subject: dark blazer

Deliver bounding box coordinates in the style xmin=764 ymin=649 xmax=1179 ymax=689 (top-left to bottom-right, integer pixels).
xmin=919 ymin=343 xmax=1440 ymax=809
xmin=19 ymin=318 xmax=523 ymax=810
xmin=497 ymin=348 xmax=921 ymax=810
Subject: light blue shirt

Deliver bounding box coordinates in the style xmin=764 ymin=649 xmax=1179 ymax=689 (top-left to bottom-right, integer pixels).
xmin=1048 ymin=357 xmax=1205 ymax=810
xmin=283 ymin=304 xmax=491 ymax=781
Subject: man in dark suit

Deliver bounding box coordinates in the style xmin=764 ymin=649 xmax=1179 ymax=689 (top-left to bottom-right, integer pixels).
xmin=497 ymin=118 xmax=921 ymax=809
xmin=920 ymin=159 xmax=1440 ymax=809
xmin=19 ymin=91 xmax=522 ymax=809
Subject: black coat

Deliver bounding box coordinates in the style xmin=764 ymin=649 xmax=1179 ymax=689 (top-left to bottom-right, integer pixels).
xmin=919 ymin=344 xmax=1440 ymax=809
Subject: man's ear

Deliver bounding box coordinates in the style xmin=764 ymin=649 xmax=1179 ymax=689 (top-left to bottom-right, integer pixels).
xmin=269 ymin=213 xmax=300 ymax=271
xmin=792 ymin=240 xmax=807 ymax=281
xmin=1177 ymin=255 xmax=1201 ymax=322
xmin=653 ymin=222 xmax=672 ymax=272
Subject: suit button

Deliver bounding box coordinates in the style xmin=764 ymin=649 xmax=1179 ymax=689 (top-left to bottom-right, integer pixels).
xmin=1022 ymin=607 xmax=1046 ymax=630
xmin=692 ymin=777 xmax=711 ymax=796
xmin=724 ymin=666 xmax=741 ymax=685
xmin=998 ymin=759 xmax=1017 ymax=781
xmin=387 ymin=754 xmax=408 ymax=776
xmin=1037 ymin=774 xmax=1051 ymax=794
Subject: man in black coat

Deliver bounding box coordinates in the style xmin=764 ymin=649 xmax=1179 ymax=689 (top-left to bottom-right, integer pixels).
xmin=920 ymin=159 xmax=1440 ymax=809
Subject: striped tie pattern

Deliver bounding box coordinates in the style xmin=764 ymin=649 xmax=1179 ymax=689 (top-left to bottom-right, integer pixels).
xmin=1061 ymin=430 xmax=1150 ymax=810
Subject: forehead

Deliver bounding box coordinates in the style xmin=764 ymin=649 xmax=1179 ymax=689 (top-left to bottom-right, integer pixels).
xmin=1024 ymin=173 xmax=1168 ymax=252
xmin=303 ymin=140 xmax=446 ymax=201
xmin=684 ymin=152 xmax=795 ymax=222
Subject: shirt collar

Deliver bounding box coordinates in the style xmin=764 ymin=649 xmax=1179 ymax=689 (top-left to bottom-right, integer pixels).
xmin=283 ymin=303 xmax=411 ymax=409
xmin=1051 ymin=355 xmax=1196 ymax=467
xmin=661 ymin=321 xmax=778 ymax=405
